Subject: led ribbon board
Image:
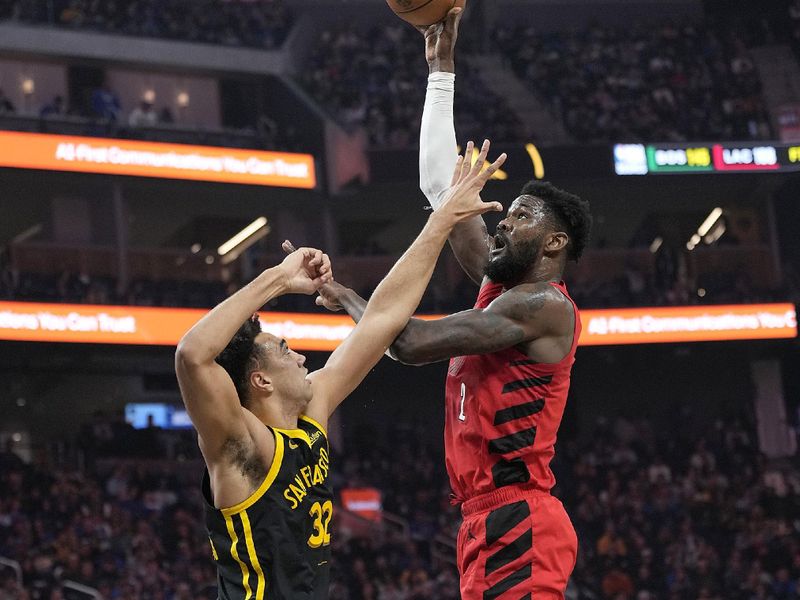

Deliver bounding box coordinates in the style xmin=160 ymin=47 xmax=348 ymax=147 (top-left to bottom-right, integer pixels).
xmin=614 ymin=142 xmax=800 ymax=175
xmin=0 ymin=130 xmax=316 ymax=188
xmin=0 ymin=301 xmax=794 ymax=348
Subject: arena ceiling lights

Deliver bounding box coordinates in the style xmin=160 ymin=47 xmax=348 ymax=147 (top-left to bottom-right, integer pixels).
xmin=0 ymin=130 xmax=317 ymax=189
xmin=217 ymin=217 xmax=271 ymax=264
xmin=686 ymin=207 xmax=724 ymax=251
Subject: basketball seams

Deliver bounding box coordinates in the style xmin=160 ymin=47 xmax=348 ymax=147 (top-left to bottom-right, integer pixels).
xmin=394 ymin=0 xmax=454 ymax=15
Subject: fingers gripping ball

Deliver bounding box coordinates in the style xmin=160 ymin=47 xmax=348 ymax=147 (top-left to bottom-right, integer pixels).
xmin=386 ymin=0 xmax=465 ymax=26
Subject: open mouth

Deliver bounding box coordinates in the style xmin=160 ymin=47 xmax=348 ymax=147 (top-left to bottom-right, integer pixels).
xmin=491 ymin=234 xmax=508 ymax=256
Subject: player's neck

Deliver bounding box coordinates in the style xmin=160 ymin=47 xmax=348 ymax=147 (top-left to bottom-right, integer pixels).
xmin=248 ymin=396 xmax=300 ymax=431
xmin=518 ymin=259 xmax=563 ymax=287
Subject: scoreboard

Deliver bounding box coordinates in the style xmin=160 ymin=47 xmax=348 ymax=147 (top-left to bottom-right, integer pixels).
xmin=614 ymin=142 xmax=800 ymax=175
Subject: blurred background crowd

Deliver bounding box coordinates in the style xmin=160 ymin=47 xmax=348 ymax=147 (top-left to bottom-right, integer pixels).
xmin=0 ymin=1 xmax=798 ymax=150
xmin=2 ymin=409 xmax=799 ymax=599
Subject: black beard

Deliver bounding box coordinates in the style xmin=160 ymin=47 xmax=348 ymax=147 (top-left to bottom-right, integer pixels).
xmin=484 ymin=238 xmax=540 ymax=285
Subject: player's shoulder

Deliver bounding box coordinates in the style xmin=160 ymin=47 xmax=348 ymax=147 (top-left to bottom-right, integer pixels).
xmin=488 ymin=281 xmax=573 ymax=326
xmin=501 ymin=281 xmax=569 ymax=309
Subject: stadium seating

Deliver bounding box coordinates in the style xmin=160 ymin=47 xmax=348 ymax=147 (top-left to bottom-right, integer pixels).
xmin=4 ymin=2 xmax=796 ymax=147
xmin=1 ymin=415 xmax=797 ymax=599
xmin=1 ymin=242 xmax=791 ymax=312
xmin=0 ymin=0 xmax=291 ymax=49
xmin=301 ymin=23 xmax=524 ymax=148
xmin=493 ymin=21 xmax=772 ymax=143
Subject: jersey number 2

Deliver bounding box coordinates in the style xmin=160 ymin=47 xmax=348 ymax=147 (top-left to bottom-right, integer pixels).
xmin=458 ymin=383 xmax=467 ymax=422
xmin=308 ymin=500 xmax=333 ymax=548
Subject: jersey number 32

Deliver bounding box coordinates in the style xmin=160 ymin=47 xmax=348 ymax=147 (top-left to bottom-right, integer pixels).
xmin=308 ymin=500 xmax=333 ymax=548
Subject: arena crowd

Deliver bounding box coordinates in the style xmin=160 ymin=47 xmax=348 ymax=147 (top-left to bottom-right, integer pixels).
xmin=493 ymin=21 xmax=771 ymax=142
xmin=1 ymin=414 xmax=798 ymax=599
xmin=0 ymin=257 xmax=792 ymax=314
xmin=0 ymin=0 xmax=291 ymax=49
xmin=4 ymin=1 xmax=799 ymax=150
xmin=302 ymin=23 xmax=523 ymax=148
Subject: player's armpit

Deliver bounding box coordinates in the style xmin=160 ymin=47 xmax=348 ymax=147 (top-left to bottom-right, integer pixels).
xmin=175 ymin=353 xmax=252 ymax=462
xmin=391 ymin=283 xmax=566 ymax=365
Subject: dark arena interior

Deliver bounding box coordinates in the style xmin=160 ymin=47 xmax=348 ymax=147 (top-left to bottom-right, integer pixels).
xmin=1 ymin=0 xmax=800 ymax=598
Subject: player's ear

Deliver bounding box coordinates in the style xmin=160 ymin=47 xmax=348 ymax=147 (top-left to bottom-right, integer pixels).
xmin=546 ymin=232 xmax=569 ymax=254
xmin=251 ymin=371 xmax=274 ymax=395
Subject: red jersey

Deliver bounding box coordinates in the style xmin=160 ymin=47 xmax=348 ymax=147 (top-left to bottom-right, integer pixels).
xmin=444 ymin=281 xmax=581 ymax=503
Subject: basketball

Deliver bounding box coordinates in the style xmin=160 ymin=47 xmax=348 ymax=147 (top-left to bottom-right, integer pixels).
xmin=386 ymin=0 xmax=465 ymax=27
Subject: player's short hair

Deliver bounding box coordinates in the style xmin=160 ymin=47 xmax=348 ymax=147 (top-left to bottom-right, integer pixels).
xmin=520 ymin=180 xmax=592 ymax=262
xmin=215 ymin=314 xmax=265 ymax=405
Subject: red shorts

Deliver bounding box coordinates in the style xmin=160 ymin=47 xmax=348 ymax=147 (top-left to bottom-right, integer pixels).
xmin=456 ymin=486 xmax=578 ymax=600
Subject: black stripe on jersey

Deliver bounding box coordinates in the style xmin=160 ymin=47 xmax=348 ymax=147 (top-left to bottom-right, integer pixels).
xmin=518 ymin=595 xmax=531 ymax=600
xmin=491 ymin=458 xmax=530 ymax=488
xmin=485 ymin=528 xmax=532 ymax=576
xmin=486 ymin=500 xmax=530 ymax=546
xmin=501 ymin=375 xmax=553 ymax=395
xmin=488 ymin=427 xmax=536 ymax=455
xmin=493 ymin=399 xmax=545 ymax=425
xmin=483 ymin=563 xmax=532 ymax=600
xmin=509 ymin=359 xmax=537 ymax=367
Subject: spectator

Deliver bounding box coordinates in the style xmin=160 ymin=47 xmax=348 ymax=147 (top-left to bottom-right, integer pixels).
xmin=159 ymin=106 xmax=175 ymax=124
xmin=38 ymin=95 xmax=65 ymax=118
xmin=128 ymin=100 xmax=158 ymax=127
xmin=90 ymin=83 xmax=121 ymax=121
xmin=256 ymin=113 xmax=279 ymax=147
xmin=0 ymin=88 xmax=15 ymax=114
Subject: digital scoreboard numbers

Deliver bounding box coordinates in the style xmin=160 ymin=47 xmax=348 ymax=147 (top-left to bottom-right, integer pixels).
xmin=614 ymin=142 xmax=800 ymax=175
xmin=712 ymin=144 xmax=780 ymax=171
xmin=646 ymin=145 xmax=713 ymax=173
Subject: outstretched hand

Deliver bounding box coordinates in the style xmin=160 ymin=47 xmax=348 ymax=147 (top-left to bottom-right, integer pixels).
xmin=416 ymin=6 xmax=462 ymax=73
xmin=282 ymin=241 xmax=343 ymax=310
xmin=435 ymin=139 xmax=506 ymax=225
xmin=278 ymin=241 xmax=332 ymax=295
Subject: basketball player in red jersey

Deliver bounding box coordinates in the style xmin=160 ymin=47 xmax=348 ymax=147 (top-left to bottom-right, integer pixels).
xmin=312 ymin=8 xmax=593 ymax=599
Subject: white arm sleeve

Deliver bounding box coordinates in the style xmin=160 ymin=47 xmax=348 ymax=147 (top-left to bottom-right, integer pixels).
xmin=419 ymin=72 xmax=458 ymax=210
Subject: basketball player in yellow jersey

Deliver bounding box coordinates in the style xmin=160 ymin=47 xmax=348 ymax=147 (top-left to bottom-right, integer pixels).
xmin=175 ymin=143 xmax=507 ymax=599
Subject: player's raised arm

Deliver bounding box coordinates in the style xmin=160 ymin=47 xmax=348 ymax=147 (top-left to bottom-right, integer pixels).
xmin=306 ymin=143 xmax=506 ymax=416
xmin=418 ymin=10 xmax=460 ymax=205
xmin=418 ymin=7 xmax=494 ymax=285
xmin=175 ymin=249 xmax=331 ymax=461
